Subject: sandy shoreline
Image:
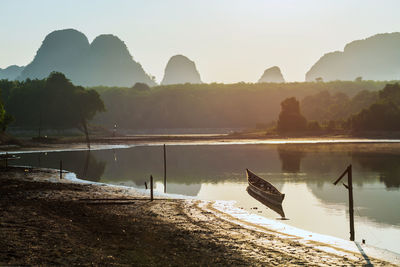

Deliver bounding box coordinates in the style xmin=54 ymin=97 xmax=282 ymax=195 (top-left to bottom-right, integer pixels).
xmin=1 ymin=166 xmax=399 ymax=266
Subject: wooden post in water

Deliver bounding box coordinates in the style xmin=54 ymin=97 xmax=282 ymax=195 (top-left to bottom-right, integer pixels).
xmin=333 ymin=164 xmax=355 ymax=241
xmin=348 ymin=165 xmax=355 ymax=241
xmin=150 ymin=175 xmax=154 ymax=201
xmin=60 ymin=160 xmax=63 ymax=179
xmin=163 ymin=144 xmax=167 ymax=193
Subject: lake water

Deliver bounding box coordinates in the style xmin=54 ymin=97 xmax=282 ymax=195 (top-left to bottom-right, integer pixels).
xmin=12 ymin=142 xmax=400 ymax=254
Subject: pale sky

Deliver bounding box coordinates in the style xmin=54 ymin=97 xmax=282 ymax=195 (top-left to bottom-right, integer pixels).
xmin=1 ymin=0 xmax=400 ymax=83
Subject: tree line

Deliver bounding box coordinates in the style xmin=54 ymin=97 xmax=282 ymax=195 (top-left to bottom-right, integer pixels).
xmin=0 ymin=75 xmax=399 ymax=136
xmin=0 ymin=72 xmax=104 ymax=143
xmin=91 ymin=80 xmax=387 ymax=130
xmin=350 ymin=83 xmax=400 ymax=131
xmin=277 ymin=83 xmax=400 ymax=133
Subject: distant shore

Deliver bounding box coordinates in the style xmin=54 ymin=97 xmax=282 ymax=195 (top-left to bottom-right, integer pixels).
xmin=1 ymin=166 xmax=398 ymax=266
xmin=3 ymin=130 xmax=400 ymax=153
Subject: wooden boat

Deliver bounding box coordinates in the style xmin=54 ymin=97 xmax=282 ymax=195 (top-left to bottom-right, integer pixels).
xmin=246 ymin=169 xmax=285 ymax=204
xmin=246 ymin=186 xmax=285 ymax=218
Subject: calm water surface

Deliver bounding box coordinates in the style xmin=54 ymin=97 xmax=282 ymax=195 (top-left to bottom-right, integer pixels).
xmin=14 ymin=143 xmax=400 ymax=254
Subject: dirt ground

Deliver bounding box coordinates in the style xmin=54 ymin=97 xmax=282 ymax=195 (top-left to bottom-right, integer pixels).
xmin=0 ymin=167 xmax=395 ymax=266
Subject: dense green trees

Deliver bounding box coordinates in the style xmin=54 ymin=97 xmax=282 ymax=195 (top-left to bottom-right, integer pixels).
xmin=0 ymin=80 xmax=17 ymax=104
xmin=350 ymin=83 xmax=400 ymax=131
xmin=92 ymin=80 xmax=387 ymax=130
xmin=351 ymin=102 xmax=400 ymax=131
xmin=0 ymin=99 xmax=12 ymax=132
xmin=2 ymin=72 xmax=105 ymax=142
xmin=379 ymin=83 xmax=400 ymax=105
xmin=0 ymin=80 xmax=16 ymax=132
xmin=6 ymin=79 xmax=46 ymax=129
xmin=1 ymin=77 xmax=398 ymax=134
xmin=301 ymin=90 xmax=378 ymax=123
xmin=277 ymin=83 xmax=400 ymax=133
xmin=132 ymin=82 xmax=151 ymax=91
xmin=285 ymin=83 xmax=400 ymax=133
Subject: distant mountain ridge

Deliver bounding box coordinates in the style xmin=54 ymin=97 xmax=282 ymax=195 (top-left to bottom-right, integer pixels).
xmin=3 ymin=30 xmax=400 ymax=85
xmin=306 ymin=32 xmax=400 ymax=82
xmin=161 ymin=55 xmax=202 ymax=85
xmin=258 ymin=66 xmax=285 ymax=83
xmin=0 ymin=65 xmax=24 ymax=80
xmin=18 ymin=29 xmax=155 ymax=87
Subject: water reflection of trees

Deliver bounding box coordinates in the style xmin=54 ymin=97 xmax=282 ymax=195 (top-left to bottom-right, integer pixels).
xmin=76 ymin=151 xmax=106 ymax=182
xmin=352 ymin=152 xmax=400 ymax=189
xmin=95 ymin=145 xmax=283 ymax=185
xmin=165 ymin=183 xmax=202 ymax=196
xmin=16 ymin=151 xmax=106 ymax=182
xmin=307 ymin=183 xmax=400 ymax=226
xmin=15 ymin=144 xmax=400 ymax=189
xmin=277 ymin=145 xmax=306 ymax=173
xmin=276 ymin=144 xmax=400 ymax=189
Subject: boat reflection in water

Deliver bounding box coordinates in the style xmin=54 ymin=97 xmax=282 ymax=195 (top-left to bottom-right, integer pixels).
xmin=246 ymin=169 xmax=287 ymax=219
xmin=246 ymin=186 xmax=287 ymax=219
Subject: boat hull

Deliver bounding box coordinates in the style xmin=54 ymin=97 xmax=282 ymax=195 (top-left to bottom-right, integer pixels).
xmin=246 ymin=169 xmax=285 ymax=205
xmin=247 ymin=183 xmax=284 ymax=204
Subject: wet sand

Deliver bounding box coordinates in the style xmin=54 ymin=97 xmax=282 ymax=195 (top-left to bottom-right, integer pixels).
xmin=1 ymin=167 xmax=396 ymax=266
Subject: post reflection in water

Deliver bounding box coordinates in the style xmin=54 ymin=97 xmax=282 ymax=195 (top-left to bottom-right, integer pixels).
xmin=113 ymin=150 xmax=118 ymax=162
xmin=11 ymin=143 xmax=400 ymax=253
xmin=79 ymin=151 xmax=106 ymax=182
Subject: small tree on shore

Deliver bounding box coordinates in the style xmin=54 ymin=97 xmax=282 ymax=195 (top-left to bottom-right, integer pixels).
xmin=44 ymin=72 xmax=105 ymax=147
xmin=277 ymin=97 xmax=307 ymax=133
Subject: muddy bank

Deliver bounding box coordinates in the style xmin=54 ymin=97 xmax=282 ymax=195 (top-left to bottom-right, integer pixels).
xmin=0 ymin=167 xmax=396 ymax=266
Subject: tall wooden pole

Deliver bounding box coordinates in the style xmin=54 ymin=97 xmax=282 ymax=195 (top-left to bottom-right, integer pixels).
xmin=163 ymin=144 xmax=167 ymax=193
xmin=150 ymin=175 xmax=154 ymax=201
xmin=348 ymin=165 xmax=355 ymax=241
xmin=60 ymin=160 xmax=63 ymax=179
xmin=333 ymin=164 xmax=355 ymax=241
xmin=38 ymin=110 xmax=42 ymax=138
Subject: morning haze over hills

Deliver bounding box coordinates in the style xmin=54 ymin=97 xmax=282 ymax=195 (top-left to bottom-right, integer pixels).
xmin=3 ymin=2 xmax=400 ymax=266
xmin=306 ymin=32 xmax=400 ymax=82
xmin=258 ymin=66 xmax=285 ymax=83
xmin=1 ymin=29 xmax=400 ymax=85
xmin=2 ymin=29 xmax=201 ymax=86
xmin=17 ymin=29 xmax=155 ymax=87
xmin=0 ymin=65 xmax=24 ymax=80
xmin=161 ymin=55 xmax=202 ymax=85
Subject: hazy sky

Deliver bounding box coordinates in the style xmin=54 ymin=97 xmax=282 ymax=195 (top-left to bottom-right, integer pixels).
xmin=1 ymin=0 xmax=400 ymax=83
